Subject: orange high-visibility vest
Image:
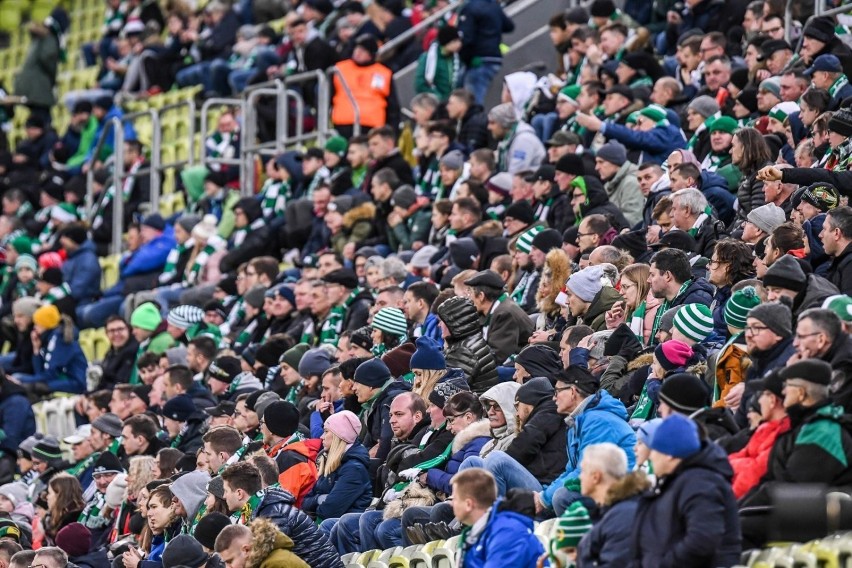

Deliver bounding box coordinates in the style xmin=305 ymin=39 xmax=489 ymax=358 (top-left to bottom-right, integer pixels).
xmin=332 ymin=59 xmax=393 ymax=128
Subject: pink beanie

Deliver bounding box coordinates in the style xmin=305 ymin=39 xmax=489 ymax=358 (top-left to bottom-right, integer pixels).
xmin=654 ymin=340 xmax=694 ymax=371
xmin=325 ymin=410 xmax=362 ymax=445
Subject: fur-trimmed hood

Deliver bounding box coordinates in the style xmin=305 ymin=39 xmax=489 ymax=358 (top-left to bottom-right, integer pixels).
xmin=452 ymin=418 xmax=492 ymax=453
xmin=603 ymin=471 xmax=650 ymax=507
xmin=343 ymin=201 xmax=376 ymax=228
xmin=473 ymin=220 xmax=504 ymax=238
xmin=247 ymin=517 xmax=301 ymax=568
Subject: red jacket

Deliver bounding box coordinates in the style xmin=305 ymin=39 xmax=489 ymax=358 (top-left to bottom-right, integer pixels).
xmin=729 ymin=416 xmax=791 ymax=498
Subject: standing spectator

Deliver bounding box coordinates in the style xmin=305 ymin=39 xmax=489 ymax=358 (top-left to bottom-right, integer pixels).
xmin=14 ymin=8 xmax=69 ymax=125
xmin=457 ymin=0 xmax=515 ymax=104
xmin=414 ymin=26 xmax=463 ymax=101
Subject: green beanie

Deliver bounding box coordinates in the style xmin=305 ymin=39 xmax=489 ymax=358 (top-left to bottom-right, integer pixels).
xmin=822 ymin=294 xmax=852 ymax=322
xmin=725 ymin=286 xmax=761 ymax=329
xmin=324 ymin=136 xmax=348 ymax=157
xmin=551 ymin=501 xmax=592 ymax=550
xmin=515 ymin=225 xmax=544 ymax=254
xmin=709 ymin=115 xmax=738 ymax=135
xmin=180 ymin=165 xmax=210 ymax=204
xmin=626 ymin=111 xmax=640 ymax=125
xmin=639 ymin=104 xmax=668 ymax=125
xmin=10 ymin=235 xmax=34 ymax=256
xmin=673 ymin=303 xmax=715 ymax=343
xmin=372 ymin=307 xmax=408 ymax=338
xmin=558 ymin=85 xmax=581 ymax=106
xmin=281 ymin=343 xmax=310 ymax=371
xmin=130 ymin=302 xmax=163 ymax=332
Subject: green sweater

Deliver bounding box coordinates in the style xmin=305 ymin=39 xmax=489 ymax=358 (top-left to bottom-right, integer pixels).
xmin=67 ymin=117 xmax=100 ymax=169
xmin=414 ymin=44 xmax=461 ymax=101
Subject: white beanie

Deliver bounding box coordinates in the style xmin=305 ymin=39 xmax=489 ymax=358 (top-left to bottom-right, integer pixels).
xmin=105 ymin=473 xmax=128 ymax=509
xmin=566 ymin=266 xmax=605 ymax=303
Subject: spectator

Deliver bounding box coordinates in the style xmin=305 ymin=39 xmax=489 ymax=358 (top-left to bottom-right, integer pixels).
xmin=214 ymin=520 xmax=309 ymax=568
xmin=457 ymin=0 xmax=514 ymax=104
xmin=487 ymin=103 xmax=545 ymax=175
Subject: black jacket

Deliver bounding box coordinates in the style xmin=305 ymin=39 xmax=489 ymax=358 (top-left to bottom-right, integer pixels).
xmin=253 ymin=488 xmax=344 ymax=568
xmin=827 ymin=242 xmax=852 ymax=296
xmin=437 ymin=298 xmax=500 ymax=393
xmin=457 ymin=105 xmax=491 ymax=152
xmin=342 ymin=288 xmax=374 ymax=331
xmin=199 ymin=9 xmax=240 ymax=61
xmin=70 ymin=548 xmax=110 ymax=568
xmin=821 ymin=333 xmax=852 ymax=415
xmin=219 ymin=225 xmax=272 ymax=274
xmin=504 ymin=397 xmax=566 ymax=484
xmin=99 ymin=338 xmax=140 ymax=389
xmin=363 ymin=380 xmax=411 ymax=464
xmin=173 ymin=413 xmax=207 ymax=455
xmin=363 ymin=151 xmax=414 ymax=192
xmin=692 ymin=215 xmax=729 ymax=259
xmin=578 ymin=176 xmax=630 ymax=231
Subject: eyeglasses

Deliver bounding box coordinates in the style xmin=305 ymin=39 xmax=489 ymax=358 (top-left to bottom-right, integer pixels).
xmin=485 ymin=402 xmax=502 ymax=413
xmin=577 ymin=232 xmax=596 ymax=237
xmin=707 ymin=259 xmax=727 ymax=268
xmin=554 ymin=385 xmax=575 ymax=393
xmin=795 ymin=331 xmax=823 ymax=340
xmin=445 ymin=412 xmax=471 ymax=425
xmin=744 ymin=325 xmax=769 ymax=335
xmin=106 ymin=327 xmax=128 ymax=334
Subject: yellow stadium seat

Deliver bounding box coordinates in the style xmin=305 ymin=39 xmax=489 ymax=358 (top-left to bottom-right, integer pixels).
xmin=92 ymin=327 xmax=110 ymax=361
xmin=99 ymin=254 xmax=120 ymax=289
xmin=30 ymin=0 xmax=55 ymax=24
xmin=356 ymin=550 xmax=381 ymax=566
xmin=159 ymin=191 xmax=185 ymax=217
xmin=162 ymin=168 xmax=176 ymax=195
xmin=78 ymin=329 xmax=96 ymax=362
xmin=159 ymin=144 xmax=176 ymax=168
xmin=174 ymin=138 xmax=190 ymax=162
xmin=0 ymin=9 xmax=22 ymax=33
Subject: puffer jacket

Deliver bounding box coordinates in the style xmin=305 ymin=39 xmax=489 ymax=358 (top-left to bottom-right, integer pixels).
xmin=425 ymin=419 xmax=491 ymax=495
xmin=479 ymin=382 xmax=520 ymax=457
xmin=713 ymin=336 xmax=749 ymax=409
xmin=504 ymin=396 xmax=566 ymax=485
xmin=670 ymin=278 xmax=715 ymax=309
xmin=302 ymin=440 xmax=372 ymax=520
xmin=729 ymin=416 xmax=791 ymax=499
xmin=699 ymin=171 xmax=736 ymax=227
xmin=436 ymin=297 xmax=500 ymax=394
xmin=253 ymin=488 xmax=344 ymax=568
xmin=735 ymin=163 xmax=771 ymax=224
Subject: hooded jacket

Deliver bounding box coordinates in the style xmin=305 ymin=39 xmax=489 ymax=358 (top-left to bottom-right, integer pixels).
xmin=0 ymin=376 xmax=36 ymax=457
xmin=505 ymin=394 xmax=566 ymax=484
xmin=821 ymin=333 xmax=852 ymax=415
xmin=460 ymin=501 xmax=544 ymax=568
xmin=501 ymin=121 xmax=546 ymax=175
xmin=62 ymin=240 xmax=101 ymax=304
xmin=580 ymin=286 xmax=623 ymax=332
xmin=479 ymin=382 xmax=519 ymax=457
xmin=270 ymin=438 xmax=321 ymax=508
xmin=120 ymin=227 xmax=176 ymax=294
xmin=246 ymin=517 xmax=310 ymax=568
xmin=577 ymin=176 xmax=631 ymax=231
xmin=792 ymin=274 xmax=839 ymax=318
xmin=602 ymin=162 xmax=644 ymax=227
xmin=253 ymin=488 xmax=344 ymax=568
xmin=670 ymin=278 xmax=715 ymax=309
xmin=26 ymin=325 xmax=88 ymax=394
xmin=458 ymin=104 xmax=491 ymax=152
xmin=363 ymin=380 xmax=412 ymax=464
xmin=699 ymin=171 xmax=736 ymax=227
xmin=69 ymin=548 xmax=111 ymax=568
xmin=629 ymin=441 xmax=741 ymax=567
xmin=437 ymin=299 xmax=500 ymax=393
xmin=457 ymin=0 xmax=514 ymax=63
xmin=425 ymin=419 xmax=491 ymax=495
xmin=302 ymin=440 xmax=372 ymax=520
xmin=601 ymin=121 xmax=686 ymax=165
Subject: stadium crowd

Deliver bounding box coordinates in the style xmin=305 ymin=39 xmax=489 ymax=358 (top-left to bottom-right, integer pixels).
xmin=0 ymin=0 xmax=852 ymax=566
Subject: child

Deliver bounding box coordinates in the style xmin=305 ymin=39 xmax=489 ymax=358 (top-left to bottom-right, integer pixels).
xmin=136 ymin=352 xmax=163 ymax=386
xmin=13 ymin=254 xmax=38 ymax=301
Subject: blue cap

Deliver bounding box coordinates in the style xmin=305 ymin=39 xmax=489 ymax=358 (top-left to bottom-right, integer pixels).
xmin=647 ymin=414 xmax=701 ymax=458
xmin=805 ymin=54 xmax=843 ymax=76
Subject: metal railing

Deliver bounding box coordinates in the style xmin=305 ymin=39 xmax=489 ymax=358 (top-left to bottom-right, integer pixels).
xmin=199 ymin=96 xmax=245 ymax=191
xmin=377 ymin=0 xmax=461 ymax=62
xmin=327 ymin=67 xmax=362 ymax=136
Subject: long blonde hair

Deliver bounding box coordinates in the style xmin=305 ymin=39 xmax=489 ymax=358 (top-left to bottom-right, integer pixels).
xmin=413 ymin=368 xmax=448 ymax=398
xmin=319 ymin=433 xmax=348 ymax=477
xmin=620 ymin=263 xmax=651 ymax=318
xmin=127 ymin=456 xmax=157 ymax=501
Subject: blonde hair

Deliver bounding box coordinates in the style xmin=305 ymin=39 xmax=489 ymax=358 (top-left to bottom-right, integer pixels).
xmin=319 ymin=433 xmax=348 ymax=477
xmin=619 ymin=263 xmax=651 ymax=318
xmin=127 ymin=456 xmax=157 ymax=500
xmin=413 ymin=368 xmax=448 ymax=398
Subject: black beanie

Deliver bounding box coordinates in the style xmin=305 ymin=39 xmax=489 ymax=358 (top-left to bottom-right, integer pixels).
xmin=658 ymin=373 xmax=710 ymax=413
xmin=235 ymin=197 xmax=262 ymax=223
xmin=262 ymin=401 xmax=300 ymax=438
xmin=590 ymin=0 xmax=616 ymax=17
xmin=531 ymin=229 xmax=563 ymax=254
xmin=735 ymin=87 xmax=759 ymax=114
xmin=63 ymin=224 xmax=88 ymax=245
xmin=437 ymin=26 xmax=459 ymax=47
xmin=504 ymin=200 xmax=535 ymax=224
xmin=193 ymin=512 xmax=231 ymax=550
xmin=515 ymin=345 xmax=562 ymax=378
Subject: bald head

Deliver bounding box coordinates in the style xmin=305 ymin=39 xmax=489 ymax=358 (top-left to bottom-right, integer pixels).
xmin=389 ymin=392 xmax=427 ymax=440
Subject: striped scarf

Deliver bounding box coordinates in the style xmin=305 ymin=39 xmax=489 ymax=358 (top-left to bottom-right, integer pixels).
xmin=160 ymin=238 xmax=195 ymax=285
xmin=14 ymin=280 xmax=36 ymax=301
xmin=42 ymin=283 xmax=71 ymax=304
xmin=186 ymin=236 xmax=225 ymax=286
xmin=79 ymin=491 xmax=111 ymax=529
xmin=319 ymin=306 xmax=345 ymax=346
xmin=648 ymin=280 xmax=691 ymax=345
xmin=233 ymin=314 xmax=265 ymax=353
xmin=230 ymin=491 xmax=263 ymax=525
xmin=261 ymin=179 xmax=289 ymax=218
xmin=233 ymin=218 xmax=265 ymax=247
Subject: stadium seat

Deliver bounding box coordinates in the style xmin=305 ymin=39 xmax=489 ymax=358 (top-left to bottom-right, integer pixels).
xmin=91 ymin=327 xmax=110 ymax=361
xmin=159 ymin=189 xmax=185 ymax=217
xmin=356 ymin=550 xmax=381 ymax=566
xmin=78 ymin=328 xmax=96 ymax=362
xmin=366 ymin=562 xmax=388 ymax=568
xmin=99 ymin=254 xmax=120 ymax=289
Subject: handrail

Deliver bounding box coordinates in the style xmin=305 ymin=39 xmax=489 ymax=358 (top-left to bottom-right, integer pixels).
xmin=159 ymin=99 xmax=197 ymax=167
xmin=243 ymin=85 xmax=285 ymax=195
xmin=377 ymin=0 xmax=461 ymax=61
xmin=199 ymin=97 xmax=244 ymax=169
xmin=327 ymin=67 xmax=361 ymax=136
xmin=85 ymin=116 xmax=123 ymax=221
xmin=111 ymin=120 xmax=125 ymax=256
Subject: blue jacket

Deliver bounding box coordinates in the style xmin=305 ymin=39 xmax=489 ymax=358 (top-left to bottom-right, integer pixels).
xmin=0 ymin=381 xmax=35 ymax=456
xmin=457 ymin=0 xmax=514 ymax=63
xmin=302 ymin=440 xmax=372 ymax=520
xmin=805 ymin=213 xmax=831 ymax=275
xmin=120 ymin=227 xmax=176 ymax=279
xmin=461 ymin=503 xmax=544 ymax=568
xmin=85 ymin=105 xmax=137 ymax=163
xmin=310 ymin=400 xmax=345 ymax=438
xmin=629 ymin=441 xmax=741 ymax=567
xmin=62 ymin=240 xmax=102 ymax=303
xmin=140 ymin=534 xmax=165 ymax=568
xmin=542 ymin=391 xmax=636 ymax=507
xmin=699 ymin=171 xmax=736 ymax=227
xmin=419 ymin=313 xmax=444 ymax=347
xmin=426 ymin=419 xmax=491 ymax=495
xmin=671 ymin=278 xmax=715 ymax=309
xmin=26 ymin=327 xmax=88 ymax=393
xmin=601 ymin=121 xmax=685 ymax=164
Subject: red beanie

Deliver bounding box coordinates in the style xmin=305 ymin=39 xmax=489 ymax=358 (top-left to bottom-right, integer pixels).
xmin=56 ymin=522 xmax=91 ymax=558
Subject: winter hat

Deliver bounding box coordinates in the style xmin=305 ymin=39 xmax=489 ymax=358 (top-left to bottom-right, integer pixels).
xmin=141 ymin=213 xmax=166 ymax=232
xmin=768 ymin=101 xmax=800 ymax=124
xmin=449 ymin=237 xmax=479 ymax=269
xmin=55 ymin=523 xmax=92 ymax=558
xmin=779 ymin=358 xmax=833 ymax=386
xmin=659 ymin=373 xmax=709 ymax=413
xmin=192 ymin=214 xmax=219 ymax=242
xmin=410 ymin=336 xmax=446 ymax=370
xmin=531 ymin=229 xmax=563 ymax=254
xmin=176 ymin=215 xmax=202 ymax=234
xmin=262 ymin=401 xmax=300 ymax=438
xmin=9 ymin=235 xmax=34 ymax=255
xmin=552 ymin=501 xmax=593 ymax=549
xmin=32 ymin=304 xmax=61 ymax=329
xmin=253 ymin=392 xmax=281 ymax=420
xmin=515 ymin=344 xmax=563 ymax=378
xmin=19 ymin=434 xmax=43 ymax=459
xmin=281 ymin=343 xmax=310 ymax=370
xmin=654 ymin=340 xmax=694 ymax=371
xmin=708 ymin=115 xmax=738 ymax=134
xmin=62 ymin=224 xmax=88 ymax=245
xmin=758 ymin=78 xmax=782 ymax=99
xmin=658 ymin=306 xmax=681 ymax=334
xmin=130 ymin=303 xmax=162 ymax=331
xmin=485 ymin=172 xmax=513 ymax=197
xmin=39 ymin=267 xmax=64 ymax=286
xmin=555 ymin=154 xmax=585 ymax=176
xmin=687 ymin=95 xmax=720 ymax=118
xmin=822 ymin=294 xmax=852 ymax=322
xmin=800 ymin=182 xmax=840 ymax=212
xmin=0 ymin=483 xmax=28 ymax=508
xmin=747 ymin=203 xmax=786 ymax=235
xmin=167 ymin=305 xmax=205 ymax=330
xmin=93 ymin=451 xmax=124 ymax=475
xmin=162 ymin=534 xmax=209 ymax=568
xmin=298 ymin=347 xmax=333 ymax=378
xmin=92 ymin=413 xmax=123 ymax=438
xmin=383 ymin=341 xmax=416 ymax=378
xmin=12 ymin=296 xmax=42 ymax=319
xmin=648 ymin=413 xmax=701 ymax=458
xmin=163 ymin=394 xmax=196 ymax=422
xmin=488 ymin=103 xmax=518 ymax=127
xmin=504 ymin=200 xmax=535 ymax=224
xmin=410 ymin=245 xmax=440 ymax=269
xmin=566 ymin=266 xmax=605 ymax=303
xmin=324 ymin=135 xmax=348 ymax=157
xmin=350 ymin=327 xmax=374 ymax=352
xmin=595 ymin=141 xmax=627 ymax=167
xmin=440 ymin=150 xmax=465 ymax=171
xmin=725 ymin=286 xmax=762 ymax=329
xmin=516 ymin=377 xmax=555 ymax=405
xmin=372 ymin=307 xmax=408 ymax=338
xmin=802 ymin=15 xmax=836 ymax=43
xmin=639 ymin=104 xmax=668 ymax=125
xmin=194 ymin=512 xmax=231 ymax=551
xmin=589 ymin=0 xmax=615 ymax=17
xmin=747 ymin=302 xmax=793 ymax=337
xmin=105 ymin=473 xmax=128 ymax=508
xmin=243 ymin=286 xmax=267 ymax=310
xmin=322 ymin=268 xmax=359 ymax=289
xmin=735 ymin=87 xmax=759 ymax=114
xmin=14 ymin=254 xmax=37 ymax=272
xmin=672 ymin=303 xmax=714 ymax=343
xmin=324 ymin=410 xmax=362 ymax=445
xmin=636 ymin=418 xmax=663 ymax=445
xmin=762 ymin=254 xmax=807 ymax=293
xmin=611 ymin=230 xmax=647 ymax=259
xmin=50 ymin=203 xmax=79 ymax=224
xmin=132 ymin=385 xmax=152 ymax=407
xmin=354 ymin=358 xmax=392 ymax=387
xmin=516 ymin=225 xmax=544 ymax=254
xmin=428 ymin=375 xmax=471 ymax=408
xmin=828 ymin=108 xmax=852 ymax=137
xmin=557 ymin=84 xmax=581 ymax=106
xmin=391 ymin=185 xmax=418 ymax=209
xmin=170 ymin=470 xmax=211 ymax=521
xmin=207 ymin=356 xmax=242 ymax=384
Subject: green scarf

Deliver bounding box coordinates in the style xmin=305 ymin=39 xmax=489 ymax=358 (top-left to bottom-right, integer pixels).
xmin=261 ymin=179 xmax=289 ymax=218
xmin=830 ymin=74 xmax=849 ymax=99
xmin=161 ymin=239 xmax=195 ymax=286
xmin=648 ymin=280 xmax=691 ymax=345
xmin=496 ymin=123 xmax=519 ymax=172
xmin=352 ymin=165 xmax=367 ymax=190
xmin=230 ymin=491 xmax=263 ymax=525
xmin=319 ymin=288 xmax=362 ymax=346
xmin=42 ymin=283 xmax=71 ymax=305
xmin=79 ymin=491 xmax=111 ymax=529
xmin=66 ymin=452 xmax=100 ymax=477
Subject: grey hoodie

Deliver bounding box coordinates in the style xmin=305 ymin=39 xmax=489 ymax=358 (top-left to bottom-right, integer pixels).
xmin=479 ymin=382 xmax=521 ymax=457
xmin=170 ymin=470 xmax=210 ymax=521
xmin=506 ymin=122 xmax=546 ymax=175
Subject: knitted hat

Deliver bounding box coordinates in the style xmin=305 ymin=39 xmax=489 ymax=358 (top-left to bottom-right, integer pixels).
xmin=552 ymin=501 xmax=593 ymax=549
xmin=639 ymin=104 xmax=668 ymax=125
xmin=105 ymin=473 xmax=128 ymax=508
xmin=485 ymin=173 xmax=513 ymax=197
xmin=611 ymin=230 xmax=647 ymax=260
xmin=39 ymin=267 xmax=64 ymax=286
xmin=762 ymin=254 xmax=807 ymax=293
xmin=659 ymin=373 xmax=709 ymax=413
xmin=176 ymin=214 xmax=202 ymax=234
xmin=63 ymin=224 xmax=88 ymax=245
xmin=410 ymin=336 xmax=446 ymax=370
xmin=647 ymin=414 xmax=700 ymax=458
xmin=735 ymin=87 xmax=759 ymax=114
xmin=132 ymin=385 xmax=152 ymax=407
xmin=758 ymin=78 xmax=781 ymax=99
xmin=12 ymin=296 xmax=42 ymax=319
xmin=658 ymin=306 xmax=681 ymax=334
xmin=709 ymin=115 xmax=738 ymax=134
xmin=51 ymin=202 xmax=79 ymax=223
xmin=488 ymin=103 xmax=518 ymax=127
xmin=254 ymin=392 xmax=281 ymax=420
xmin=516 ymin=225 xmax=544 ymax=254
xmin=167 ymin=305 xmax=205 ymax=330
xmin=56 ymin=523 xmax=92 ymax=558
xmin=410 ymin=245 xmax=440 ymax=269
xmin=531 ymin=229 xmax=563 ymax=254
xmin=32 ymin=436 xmax=62 ymax=463
xmin=672 ymin=303 xmax=715 ymax=343
xmin=32 ymin=304 xmax=61 ymax=329
xmin=141 ymin=213 xmax=166 ymax=232
xmin=828 ymin=109 xmax=852 ymax=137
xmin=428 ymin=375 xmax=471 ymax=408
xmin=440 ymin=150 xmax=465 ymax=171
xmin=14 ymin=254 xmax=37 ymax=272
xmin=803 ymin=16 xmax=836 ymax=43
xmin=19 ymin=434 xmax=42 ymax=459
xmin=515 ymin=344 xmax=563 ymax=378
xmin=589 ymin=0 xmax=615 ymax=17
xmin=92 ymin=413 xmax=123 ymax=438
xmin=243 ymin=286 xmax=267 ymax=309
xmin=193 ymin=512 xmax=231 ymax=551
xmin=557 ymin=84 xmax=581 ymax=106
xmin=383 ymin=342 xmax=415 ymax=378
xmin=566 ymin=266 xmax=605 ymax=303
xmin=354 ymin=358 xmax=392 ymax=387
xmin=324 ymin=410 xmax=362 ymax=444
xmin=725 ymin=286 xmax=761 ymax=329
xmin=262 ymin=401 xmax=300 ymax=438
xmin=281 ymin=343 xmax=311 ymax=370
xmin=747 ymin=203 xmax=786 ymax=235
xmin=207 ymin=356 xmax=242 ymax=384
xmin=298 ymin=347 xmax=333 ymax=378
xmin=93 ymin=451 xmax=124 ymax=474
xmin=595 ymin=141 xmax=627 ymax=166
xmin=163 ymin=394 xmax=196 ymax=422
xmin=372 ymin=307 xmax=408 ymax=337
xmin=654 ymin=340 xmax=694 ymax=371
xmin=768 ymin=101 xmax=800 ymax=124
xmin=324 ymin=135 xmax=348 ymax=157
xmin=516 ymin=377 xmax=555 ymax=405
xmin=504 ymin=200 xmax=535 ymax=224
xmin=162 ymin=534 xmax=209 ymax=568
xmin=779 ymin=358 xmax=833 ymax=386
xmin=192 ymin=215 xmax=219 ymax=242
xmin=350 ymin=327 xmax=374 ymax=352
xmin=636 ymin=418 xmax=663 ymax=445
xmin=391 ymin=185 xmax=418 ymax=209
xmin=822 ymin=294 xmax=852 ymax=322
xmin=747 ymin=302 xmax=793 ymax=337
xmin=687 ymin=95 xmax=720 ymax=118
xmin=0 ymin=483 xmax=28 ymax=508
xmin=801 ymin=182 xmax=840 ymax=212
xmin=170 ymin=470 xmax=210 ymax=521
xmin=130 ymin=303 xmax=162 ymax=331
xmin=555 ymin=154 xmax=585 ymax=176
xmin=9 ymin=235 xmax=34 ymax=255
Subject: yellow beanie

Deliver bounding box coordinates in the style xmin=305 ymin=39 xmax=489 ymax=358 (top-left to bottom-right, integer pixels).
xmin=32 ymin=304 xmax=61 ymax=329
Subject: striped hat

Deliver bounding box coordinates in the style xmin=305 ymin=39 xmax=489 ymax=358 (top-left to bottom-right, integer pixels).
xmin=557 ymin=84 xmax=581 ymax=106
xmin=372 ymin=307 xmax=408 ymax=338
xmin=639 ymin=104 xmax=668 ymax=125
xmin=672 ymin=303 xmax=714 ymax=343
xmin=167 ymin=305 xmax=205 ymax=330
xmin=768 ymin=101 xmax=800 ymax=123
xmin=725 ymin=286 xmax=761 ymax=329
xmin=551 ymin=501 xmax=593 ymax=550
xmin=822 ymin=294 xmax=852 ymax=322
xmin=515 ymin=225 xmax=544 ymax=254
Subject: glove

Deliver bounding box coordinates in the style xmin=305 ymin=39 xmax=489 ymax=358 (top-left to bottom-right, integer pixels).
xmin=382 ymin=489 xmax=399 ymax=503
xmin=563 ymin=477 xmax=582 ymax=493
xmin=604 ymin=323 xmax=642 ymax=360
xmin=398 ymin=468 xmax=421 ymax=481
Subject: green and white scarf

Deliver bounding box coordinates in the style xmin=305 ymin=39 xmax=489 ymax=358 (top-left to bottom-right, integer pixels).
xmin=232 ymin=218 xmax=265 ymax=247
xmin=79 ymin=491 xmax=111 ymax=529
xmin=261 ymin=179 xmax=289 ymax=218
xmin=186 ymin=236 xmax=226 ymax=286
xmin=42 ymin=283 xmax=71 ymax=305
xmin=230 ymin=490 xmax=263 ymax=525
xmin=830 ymin=74 xmax=849 ymax=99
xmin=648 ymin=280 xmax=691 ymax=344
xmin=160 ymin=238 xmax=195 ymax=286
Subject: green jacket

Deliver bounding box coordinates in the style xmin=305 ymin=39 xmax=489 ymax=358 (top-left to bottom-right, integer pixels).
xmin=14 ymin=28 xmax=60 ymax=107
xmin=148 ymin=331 xmax=176 ymax=354
xmin=67 ymin=116 xmax=100 ymax=169
xmin=391 ymin=202 xmax=432 ymax=251
xmin=414 ymin=44 xmax=461 ymax=101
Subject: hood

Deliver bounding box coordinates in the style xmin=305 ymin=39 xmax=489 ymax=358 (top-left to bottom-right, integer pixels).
xmin=169 ymin=470 xmax=210 ymax=521
xmin=480 ymin=382 xmax=521 ymax=433
xmin=437 ymin=297 xmax=480 ymax=339
xmin=604 ymin=471 xmax=651 ymax=506
xmin=233 ymin=372 xmax=263 ymax=392
xmin=451 ymin=418 xmax=491 ymax=453
xmin=673 ymin=439 xmax=734 ymax=482
xmin=504 ymin=71 xmax=537 ymax=118
xmin=579 ymin=176 xmax=609 ymax=214
xmin=280 ymin=439 xmax=322 ymax=462
xmin=449 ymin=237 xmax=480 ymax=269
xmin=343 ymin=201 xmax=376 ymax=228
xmin=246 ymin=517 xmax=298 ymax=568
xmin=71 ymin=549 xmax=109 ymax=568
xmin=798 ymin=274 xmax=840 ymax=314
xmin=584 ymin=286 xmax=623 ymax=324
xmin=608 ymin=162 xmax=638 ymax=188
xmin=584 ymin=390 xmax=629 ymax=421
xmin=682 ymin=278 xmax=715 ymax=299
xmin=515 ymin=121 xmax=537 ymax=138
xmin=516 ymin=345 xmax=562 ymax=379
xmin=255 ymin=487 xmax=297 ymax=518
